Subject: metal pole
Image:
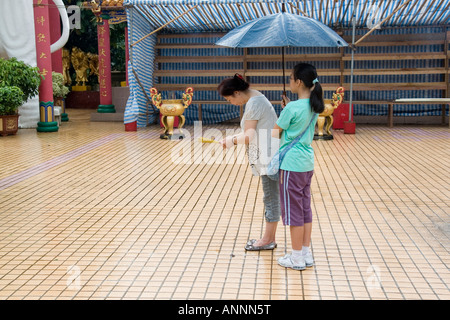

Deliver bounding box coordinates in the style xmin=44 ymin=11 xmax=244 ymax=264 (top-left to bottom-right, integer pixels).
xmin=354 ymin=0 xmax=413 ymax=46
xmin=130 ymin=4 xmax=199 ymax=47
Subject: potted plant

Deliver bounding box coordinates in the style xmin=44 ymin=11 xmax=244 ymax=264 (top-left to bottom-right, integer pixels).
xmin=0 ymin=86 xmax=23 ymax=136
xmin=52 ymin=71 xmax=70 ymax=121
xmin=0 ymin=57 xmax=41 ymax=103
xmin=0 ymin=57 xmax=42 ymax=133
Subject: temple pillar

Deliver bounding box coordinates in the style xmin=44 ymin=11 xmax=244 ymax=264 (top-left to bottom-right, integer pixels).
xmin=97 ymin=14 xmax=115 ymax=113
xmin=49 ymin=3 xmax=68 ymax=122
xmin=49 ymin=5 xmax=62 ymax=73
xmin=33 ymin=0 xmax=58 ymax=132
xmin=125 ymin=25 xmax=129 ymax=86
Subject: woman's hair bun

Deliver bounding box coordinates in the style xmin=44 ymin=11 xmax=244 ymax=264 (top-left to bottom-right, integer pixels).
xmin=218 ymin=73 xmax=250 ymax=96
xmin=233 ymin=73 xmax=249 ymax=91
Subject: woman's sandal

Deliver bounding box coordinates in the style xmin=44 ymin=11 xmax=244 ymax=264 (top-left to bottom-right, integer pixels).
xmin=245 ymin=239 xmax=277 ymax=251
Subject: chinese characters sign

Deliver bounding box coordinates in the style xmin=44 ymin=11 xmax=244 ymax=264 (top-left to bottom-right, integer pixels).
xmin=97 ymin=19 xmax=112 ymax=105
xmin=33 ymin=0 xmax=54 ymax=121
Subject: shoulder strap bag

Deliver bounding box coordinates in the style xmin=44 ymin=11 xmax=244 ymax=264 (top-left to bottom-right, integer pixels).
xmin=267 ymin=113 xmax=318 ymax=180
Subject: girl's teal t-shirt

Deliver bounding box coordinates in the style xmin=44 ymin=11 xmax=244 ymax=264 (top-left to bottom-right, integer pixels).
xmin=276 ymin=99 xmax=317 ymax=173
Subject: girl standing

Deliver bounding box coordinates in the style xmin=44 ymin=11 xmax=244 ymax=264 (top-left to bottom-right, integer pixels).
xmin=218 ymin=74 xmax=280 ymax=251
xmin=272 ymin=63 xmax=324 ymax=270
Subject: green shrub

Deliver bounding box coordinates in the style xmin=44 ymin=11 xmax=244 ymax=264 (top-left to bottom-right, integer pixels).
xmin=52 ymin=72 xmax=69 ymax=98
xmin=0 ymin=86 xmax=24 ymax=115
xmin=0 ymin=57 xmax=41 ymax=103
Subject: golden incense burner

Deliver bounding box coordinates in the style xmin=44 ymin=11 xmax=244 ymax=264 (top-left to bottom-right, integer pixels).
xmin=315 ymin=87 xmax=344 ymax=140
xmin=150 ymin=87 xmax=193 ymax=139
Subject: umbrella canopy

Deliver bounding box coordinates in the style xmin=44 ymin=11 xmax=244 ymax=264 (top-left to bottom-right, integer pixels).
xmin=216 ymin=12 xmax=348 ymax=48
xmin=216 ymin=12 xmax=348 ymax=94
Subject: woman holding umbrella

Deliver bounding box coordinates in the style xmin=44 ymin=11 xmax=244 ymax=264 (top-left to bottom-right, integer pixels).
xmin=272 ymin=63 xmax=324 ymax=270
xmin=218 ymin=74 xmax=281 ymax=251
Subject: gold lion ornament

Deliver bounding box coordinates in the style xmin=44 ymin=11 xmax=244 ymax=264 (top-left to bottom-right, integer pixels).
xmin=315 ymin=87 xmax=344 ymax=140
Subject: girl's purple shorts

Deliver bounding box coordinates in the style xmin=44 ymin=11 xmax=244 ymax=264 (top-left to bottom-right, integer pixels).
xmin=279 ymin=170 xmax=314 ymax=226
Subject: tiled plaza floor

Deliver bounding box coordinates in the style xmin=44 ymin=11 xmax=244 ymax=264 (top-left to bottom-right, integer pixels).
xmin=0 ymin=109 xmax=448 ymax=300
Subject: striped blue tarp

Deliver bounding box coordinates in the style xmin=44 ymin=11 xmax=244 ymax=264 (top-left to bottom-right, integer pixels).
xmin=124 ymin=60 xmax=138 ymax=124
xmin=124 ymin=0 xmax=450 ymax=30
xmin=124 ymin=7 xmax=157 ymax=126
xmin=124 ymin=1 xmax=450 ymax=126
xmin=342 ymin=26 xmax=449 ymax=117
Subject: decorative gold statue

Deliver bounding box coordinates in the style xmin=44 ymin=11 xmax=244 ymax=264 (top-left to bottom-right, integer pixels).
xmin=315 ymin=87 xmax=344 ymax=140
xmin=150 ymin=87 xmax=194 ymax=139
xmin=89 ymin=0 xmax=102 ymax=23
xmin=87 ymin=52 xmax=99 ymax=78
xmin=62 ymin=48 xmax=72 ymax=86
xmin=71 ymin=47 xmax=90 ymax=87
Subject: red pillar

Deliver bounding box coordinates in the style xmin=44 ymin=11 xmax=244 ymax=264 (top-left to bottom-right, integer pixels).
xmin=49 ymin=5 xmax=63 ymax=73
xmin=125 ymin=25 xmax=129 ymax=86
xmin=33 ymin=0 xmax=58 ymax=132
xmin=97 ymin=14 xmax=115 ymax=113
xmin=49 ymin=4 xmax=69 ymax=122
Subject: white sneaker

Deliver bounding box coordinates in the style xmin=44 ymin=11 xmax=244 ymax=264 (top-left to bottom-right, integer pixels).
xmin=303 ymin=252 xmax=314 ymax=267
xmin=277 ymin=254 xmax=306 ymax=271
